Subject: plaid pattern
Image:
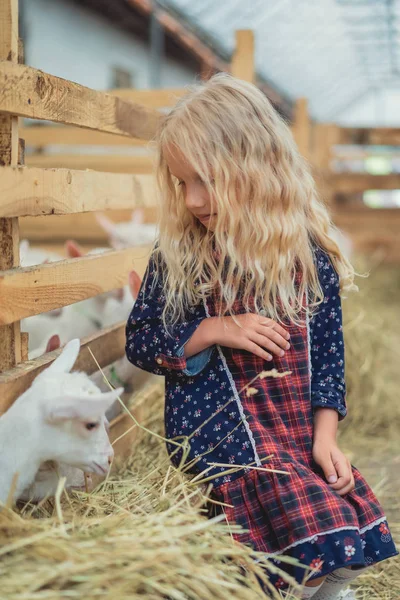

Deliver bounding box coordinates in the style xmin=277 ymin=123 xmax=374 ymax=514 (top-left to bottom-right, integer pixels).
xmin=126 ymin=247 xmax=396 ymax=570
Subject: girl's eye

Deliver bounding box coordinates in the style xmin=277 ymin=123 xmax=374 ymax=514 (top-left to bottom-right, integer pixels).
xmin=85 ymin=422 xmax=98 ymax=431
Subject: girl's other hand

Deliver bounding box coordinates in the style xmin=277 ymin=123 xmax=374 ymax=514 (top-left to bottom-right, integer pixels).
xmin=212 ymin=313 xmax=290 ymax=362
xmin=312 ymin=441 xmax=355 ymax=496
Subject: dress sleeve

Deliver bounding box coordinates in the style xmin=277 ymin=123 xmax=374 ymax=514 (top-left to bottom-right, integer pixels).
xmin=309 ymin=248 xmax=347 ymax=420
xmin=125 ymin=253 xmax=214 ymax=377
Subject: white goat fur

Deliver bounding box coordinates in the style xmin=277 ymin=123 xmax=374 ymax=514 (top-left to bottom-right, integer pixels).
xmin=96 ymin=209 xmax=158 ymax=249
xmin=0 ymin=339 xmax=123 ymax=505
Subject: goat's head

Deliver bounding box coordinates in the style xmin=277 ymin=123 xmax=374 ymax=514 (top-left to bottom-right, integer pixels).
xmin=31 ymin=339 xmax=123 ymax=475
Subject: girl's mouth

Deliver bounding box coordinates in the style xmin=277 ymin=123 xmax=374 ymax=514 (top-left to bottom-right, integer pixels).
xmin=198 ymin=214 xmax=216 ymax=223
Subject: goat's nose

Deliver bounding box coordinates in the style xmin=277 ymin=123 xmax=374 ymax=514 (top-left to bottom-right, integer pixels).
xmin=107 ymin=455 xmax=113 ymax=465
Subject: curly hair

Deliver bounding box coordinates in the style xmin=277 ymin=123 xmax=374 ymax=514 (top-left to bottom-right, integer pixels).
xmin=153 ymin=73 xmax=356 ymax=328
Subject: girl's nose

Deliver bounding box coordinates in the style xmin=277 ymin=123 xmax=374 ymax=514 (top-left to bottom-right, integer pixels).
xmin=185 ymin=188 xmax=206 ymax=211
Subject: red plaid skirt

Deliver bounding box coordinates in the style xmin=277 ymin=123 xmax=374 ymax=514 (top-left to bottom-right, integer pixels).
xmin=206 ymin=306 xmax=389 ymax=559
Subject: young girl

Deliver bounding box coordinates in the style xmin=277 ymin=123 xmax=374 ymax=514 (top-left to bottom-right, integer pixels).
xmin=125 ymin=74 xmax=397 ymax=598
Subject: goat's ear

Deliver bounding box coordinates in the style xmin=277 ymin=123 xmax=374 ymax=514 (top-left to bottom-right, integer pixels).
xmin=45 ymin=335 xmax=60 ymax=354
xmin=129 ymin=270 xmax=142 ymax=299
xmin=46 ymin=339 xmax=80 ymax=375
xmin=65 ymin=240 xmax=84 ymax=258
xmin=45 ymin=388 xmax=123 ymax=423
xmin=96 ymin=213 xmax=115 ymax=236
xmin=131 ymin=208 xmax=144 ymax=225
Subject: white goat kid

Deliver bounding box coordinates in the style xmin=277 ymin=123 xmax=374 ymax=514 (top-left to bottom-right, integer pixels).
xmin=96 ymin=209 xmax=158 ymax=249
xmin=18 ymin=462 xmax=92 ymax=502
xmin=0 ymin=339 xmax=123 ymax=505
xmin=19 ymin=240 xmax=63 ymax=267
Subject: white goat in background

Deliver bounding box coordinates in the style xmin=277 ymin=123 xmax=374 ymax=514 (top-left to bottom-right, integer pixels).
xmin=96 ymin=208 xmax=158 ymax=249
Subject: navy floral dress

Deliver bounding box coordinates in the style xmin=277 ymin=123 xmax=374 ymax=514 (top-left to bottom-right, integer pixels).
xmin=125 ymin=246 xmax=397 ymax=588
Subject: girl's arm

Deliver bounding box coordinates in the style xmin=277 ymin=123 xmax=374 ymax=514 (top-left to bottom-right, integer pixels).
xmin=309 ymin=248 xmax=347 ymax=419
xmin=125 ymin=253 xmax=214 ymax=377
xmin=310 ymin=248 xmax=354 ymax=495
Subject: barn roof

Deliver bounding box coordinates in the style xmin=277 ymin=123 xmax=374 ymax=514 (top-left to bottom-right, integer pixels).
xmin=160 ymin=0 xmax=400 ymax=124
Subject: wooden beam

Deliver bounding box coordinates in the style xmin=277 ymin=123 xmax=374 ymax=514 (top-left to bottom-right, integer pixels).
xmin=26 ymin=153 xmax=155 ymax=174
xmin=231 ymin=30 xmax=255 ymax=83
xmin=333 ymin=207 xmax=400 ymax=264
xmin=332 ymin=173 xmax=400 ymax=194
xmin=0 ymin=167 xmax=157 ymax=218
xmin=338 ymin=128 xmax=400 ymax=146
xmin=0 ymin=0 xmax=22 ymax=371
xmin=0 ymin=322 xmax=127 ymax=415
xmin=292 ymin=98 xmax=310 ymax=160
xmin=0 ymin=62 xmax=160 ymax=139
xmin=20 ymin=208 xmax=159 ymax=244
xmin=0 ymin=246 xmax=152 ymax=325
xmin=20 ymin=126 xmax=150 ymax=147
xmin=109 ymin=87 xmax=186 ymax=109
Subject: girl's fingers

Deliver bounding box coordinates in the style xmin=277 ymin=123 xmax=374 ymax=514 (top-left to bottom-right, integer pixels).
xmin=245 ymin=341 xmax=273 ymax=362
xmin=334 ymin=478 xmax=355 ymax=496
xmin=260 ymin=319 xmax=290 ymax=342
xmin=329 ymin=458 xmax=353 ymax=492
xmin=251 ymin=333 xmax=285 ymax=358
xmin=257 ymin=324 xmax=290 ymax=351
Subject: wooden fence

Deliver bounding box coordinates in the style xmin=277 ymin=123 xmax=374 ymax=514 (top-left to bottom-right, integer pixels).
xmin=293 ymin=100 xmax=400 ymax=263
xmin=0 ymin=15 xmax=259 ymax=465
xmin=0 ymin=0 xmax=164 ymax=458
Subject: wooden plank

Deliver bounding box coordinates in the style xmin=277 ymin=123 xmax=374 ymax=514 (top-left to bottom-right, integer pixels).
xmin=20 ymin=208 xmax=160 ymax=244
xmin=0 ymin=246 xmax=152 ymax=325
xmin=0 ymin=62 xmax=160 ymax=139
xmin=333 ymin=208 xmax=400 ymax=264
xmin=20 ymin=126 xmax=150 ymax=147
xmin=0 ymin=323 xmax=127 ymax=415
xmin=109 ymin=383 xmax=162 ymax=462
xmin=109 ymin=87 xmax=186 ymax=109
xmin=0 ymin=0 xmax=18 ymax=63
xmin=0 ymin=167 xmax=157 ymax=218
xmin=0 ymin=0 xmax=22 ymax=372
xmin=332 ymin=173 xmax=400 ymax=194
xmin=292 ymin=98 xmax=310 ymax=160
xmin=231 ymin=30 xmax=255 ymax=83
xmin=26 ymin=153 xmax=155 ymax=174
xmin=338 ymin=128 xmax=400 ymax=146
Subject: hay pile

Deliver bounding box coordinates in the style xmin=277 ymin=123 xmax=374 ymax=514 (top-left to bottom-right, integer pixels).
xmin=340 ymin=255 xmax=400 ymax=598
xmin=0 ymin=255 xmax=399 ymax=600
xmin=0 ymin=387 xmax=305 ymax=600
xmin=342 ymin=255 xmax=400 ymax=439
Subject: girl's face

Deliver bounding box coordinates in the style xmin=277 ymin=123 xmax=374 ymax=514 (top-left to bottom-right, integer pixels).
xmin=164 ymin=146 xmax=217 ymax=230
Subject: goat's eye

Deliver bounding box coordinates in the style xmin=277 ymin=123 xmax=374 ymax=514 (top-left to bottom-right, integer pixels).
xmin=85 ymin=422 xmax=98 ymax=431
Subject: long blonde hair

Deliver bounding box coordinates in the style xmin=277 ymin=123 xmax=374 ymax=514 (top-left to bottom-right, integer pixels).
xmin=154 ymin=73 xmax=355 ymax=328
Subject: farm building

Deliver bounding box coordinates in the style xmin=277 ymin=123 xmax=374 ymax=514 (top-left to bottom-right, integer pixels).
xmin=0 ymin=0 xmax=399 ymax=598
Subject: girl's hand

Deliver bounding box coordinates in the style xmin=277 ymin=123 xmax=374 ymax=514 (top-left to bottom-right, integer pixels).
xmin=212 ymin=313 xmax=290 ymax=362
xmin=312 ymin=440 xmax=355 ymax=496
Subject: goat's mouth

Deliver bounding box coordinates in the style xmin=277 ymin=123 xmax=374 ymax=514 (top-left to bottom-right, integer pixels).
xmin=76 ymin=461 xmax=109 ymax=475
xmin=92 ymin=461 xmax=110 ymax=475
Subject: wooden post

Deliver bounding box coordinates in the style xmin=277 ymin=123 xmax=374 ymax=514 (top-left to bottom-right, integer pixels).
xmin=231 ymin=30 xmax=255 ymax=84
xmin=0 ymin=0 xmax=22 ymax=370
xmin=312 ymin=123 xmax=340 ymax=205
xmin=293 ymin=98 xmax=310 ymax=161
